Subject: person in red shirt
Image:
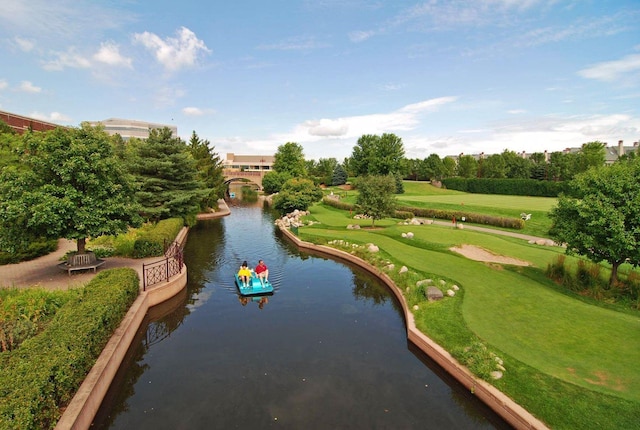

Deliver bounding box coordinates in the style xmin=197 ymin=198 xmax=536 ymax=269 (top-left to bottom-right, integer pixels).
xmin=255 ymin=259 xmax=269 ymax=285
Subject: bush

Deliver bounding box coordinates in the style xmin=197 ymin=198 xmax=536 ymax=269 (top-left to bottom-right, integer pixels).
xmin=442 ymin=178 xmax=570 ymax=197
xmin=273 ymin=178 xmax=323 ymax=213
xmin=132 ymin=218 xmax=184 ymax=258
xmin=0 ymin=268 xmax=139 ymax=429
xmin=397 ymin=205 xmax=524 ymax=229
xmin=0 ymin=239 xmax=58 ymax=265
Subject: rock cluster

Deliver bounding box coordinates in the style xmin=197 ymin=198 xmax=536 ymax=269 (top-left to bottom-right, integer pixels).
xmin=275 ymin=209 xmax=311 ymax=228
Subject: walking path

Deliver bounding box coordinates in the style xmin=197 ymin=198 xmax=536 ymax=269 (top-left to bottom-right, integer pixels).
xmin=0 ymin=200 xmax=232 ymax=291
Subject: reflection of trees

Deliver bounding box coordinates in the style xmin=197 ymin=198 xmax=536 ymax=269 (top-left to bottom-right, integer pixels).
xmin=351 ymin=272 xmax=390 ymax=305
xmin=183 ymin=219 xmax=225 ymax=289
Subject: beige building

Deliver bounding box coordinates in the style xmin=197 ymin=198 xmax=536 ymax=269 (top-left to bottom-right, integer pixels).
xmin=223 ymin=153 xmax=274 ymax=172
xmin=87 ymin=118 xmax=177 ymax=140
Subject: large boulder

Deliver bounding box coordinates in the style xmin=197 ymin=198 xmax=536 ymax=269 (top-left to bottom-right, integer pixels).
xmin=426 ymin=286 xmax=443 ymax=301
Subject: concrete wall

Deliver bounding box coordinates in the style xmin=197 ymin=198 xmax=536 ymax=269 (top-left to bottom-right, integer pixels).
xmin=279 ymin=227 xmax=549 ymax=430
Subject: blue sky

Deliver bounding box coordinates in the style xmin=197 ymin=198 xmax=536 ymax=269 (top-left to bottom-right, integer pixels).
xmin=1 ymin=0 xmax=639 ymax=161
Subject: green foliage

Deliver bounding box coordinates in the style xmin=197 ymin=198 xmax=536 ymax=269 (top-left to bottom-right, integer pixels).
xmin=456 ymin=154 xmax=478 ymax=178
xmin=132 ymin=218 xmax=184 ymax=258
xmin=187 ymin=131 xmax=225 ymax=208
xmin=262 ymin=171 xmax=291 ymax=194
xmin=128 ymin=127 xmax=208 ymax=222
xmin=0 ymin=238 xmax=57 ymax=265
xmin=0 ymin=268 xmax=139 ymax=429
xmin=0 ymin=289 xmax=74 ymax=352
xmin=350 ymin=133 xmax=405 ymax=176
xmin=0 ymin=124 xmax=142 ymax=254
xmin=550 ymin=158 xmax=640 ymax=286
xmin=331 ymin=164 xmax=347 ymax=186
xmin=273 ymin=178 xmax=323 ymax=213
xmin=272 ymin=142 xmax=307 ymax=176
xmin=354 ymin=175 xmax=397 ymax=226
xmin=442 ymin=177 xmax=569 ymax=197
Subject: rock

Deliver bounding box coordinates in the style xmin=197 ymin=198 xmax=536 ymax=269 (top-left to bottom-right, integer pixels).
xmin=399 ymin=266 xmax=408 ymax=274
xmin=439 ymin=279 xmax=446 ymax=285
xmin=409 ymin=218 xmax=421 ymax=225
xmin=413 ymin=305 xmax=419 ymax=311
xmin=456 ymin=224 xmax=464 ymax=229
xmin=401 ymin=232 xmax=407 ymax=238
xmin=490 ymin=371 xmax=503 ymax=380
xmin=367 ymin=244 xmax=379 ymax=253
xmin=406 ymin=232 xmax=414 ymax=239
xmin=416 ymin=279 xmax=432 ymax=286
xmin=446 ymin=289 xmax=455 ymax=297
xmin=426 ymin=286 xmax=443 ymax=301
xmin=452 ymin=284 xmax=459 ymax=291
xmin=384 ymin=264 xmax=395 ymax=271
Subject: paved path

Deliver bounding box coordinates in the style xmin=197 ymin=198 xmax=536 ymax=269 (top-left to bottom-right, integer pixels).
xmin=0 ymin=200 xmax=232 ymax=291
xmin=0 ymin=239 xmax=157 ymax=291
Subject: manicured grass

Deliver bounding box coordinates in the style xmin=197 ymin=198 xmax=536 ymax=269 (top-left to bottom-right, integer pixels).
xmin=298 ymin=202 xmax=640 ymax=428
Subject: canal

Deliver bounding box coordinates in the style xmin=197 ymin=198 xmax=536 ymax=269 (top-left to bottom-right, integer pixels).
xmin=92 ymin=202 xmax=510 ymax=429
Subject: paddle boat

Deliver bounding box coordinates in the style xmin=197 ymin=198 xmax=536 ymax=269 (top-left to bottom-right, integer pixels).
xmin=235 ymin=272 xmax=274 ymax=295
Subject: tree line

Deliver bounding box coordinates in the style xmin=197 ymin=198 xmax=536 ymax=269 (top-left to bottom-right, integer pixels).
xmin=0 ymin=121 xmax=225 ymax=255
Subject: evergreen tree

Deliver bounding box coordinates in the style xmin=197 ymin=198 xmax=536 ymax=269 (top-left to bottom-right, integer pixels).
xmin=331 ymin=164 xmax=347 ymax=186
xmin=188 ymin=130 xmax=225 ymax=209
xmin=128 ymin=127 xmax=208 ymax=222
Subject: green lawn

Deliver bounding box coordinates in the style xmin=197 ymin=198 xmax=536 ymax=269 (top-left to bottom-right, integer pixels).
xmin=299 ymin=202 xmax=640 ymax=428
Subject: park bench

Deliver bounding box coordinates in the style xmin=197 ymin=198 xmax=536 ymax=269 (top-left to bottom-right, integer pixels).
xmin=57 ymin=252 xmax=106 ymax=276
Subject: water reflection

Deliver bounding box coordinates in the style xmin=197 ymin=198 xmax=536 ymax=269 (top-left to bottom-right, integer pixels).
xmin=92 ymin=205 xmax=510 ymax=430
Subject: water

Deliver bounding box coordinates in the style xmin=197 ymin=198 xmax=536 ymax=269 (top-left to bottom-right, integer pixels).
xmin=92 ymin=203 xmax=510 ymax=429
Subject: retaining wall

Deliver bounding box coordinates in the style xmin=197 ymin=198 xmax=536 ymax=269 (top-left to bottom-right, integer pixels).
xmin=279 ymin=226 xmax=549 ymax=430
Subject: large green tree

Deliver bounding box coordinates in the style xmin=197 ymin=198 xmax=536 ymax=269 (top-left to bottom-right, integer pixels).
xmin=350 ymin=133 xmax=405 ymax=176
xmin=272 ymin=178 xmax=323 ymax=212
xmin=0 ymin=124 xmax=142 ymax=253
xmin=273 ymin=142 xmax=307 ymax=177
xmin=128 ymin=127 xmax=208 ymax=222
xmin=188 ymin=130 xmax=225 ymax=208
xmin=456 ymin=154 xmax=478 ymax=178
xmin=355 ymin=175 xmax=397 ymax=226
xmin=549 ymin=158 xmax=640 ymax=287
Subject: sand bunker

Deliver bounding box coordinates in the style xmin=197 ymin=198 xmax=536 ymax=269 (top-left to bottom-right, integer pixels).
xmin=450 ymin=244 xmax=530 ymax=266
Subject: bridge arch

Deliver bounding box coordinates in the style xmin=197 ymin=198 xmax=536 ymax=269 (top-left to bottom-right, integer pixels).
xmin=223 ymin=170 xmax=266 ymax=190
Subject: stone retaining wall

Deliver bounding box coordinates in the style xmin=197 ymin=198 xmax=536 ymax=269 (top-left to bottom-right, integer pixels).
xmin=279 ymin=227 xmax=549 ymax=430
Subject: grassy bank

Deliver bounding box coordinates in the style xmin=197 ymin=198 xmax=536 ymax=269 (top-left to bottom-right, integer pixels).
xmin=297 ymin=202 xmax=640 ymax=429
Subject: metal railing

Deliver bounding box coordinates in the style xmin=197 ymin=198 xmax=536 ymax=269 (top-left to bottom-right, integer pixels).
xmin=142 ymin=239 xmax=185 ymax=291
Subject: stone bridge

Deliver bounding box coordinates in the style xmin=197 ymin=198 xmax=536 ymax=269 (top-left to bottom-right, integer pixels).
xmin=223 ymin=169 xmax=266 ymax=189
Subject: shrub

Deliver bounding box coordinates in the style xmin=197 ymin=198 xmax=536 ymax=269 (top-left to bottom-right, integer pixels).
xmin=442 ymin=178 xmax=570 ymax=197
xmin=0 ymin=238 xmax=58 ymax=265
xmin=0 ymin=268 xmax=139 ymax=429
xmin=132 ymin=218 xmax=184 ymax=258
xmin=396 ymin=205 xmax=524 ymax=229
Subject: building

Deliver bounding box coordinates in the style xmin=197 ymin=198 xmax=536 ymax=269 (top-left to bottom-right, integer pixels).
xmin=223 ymin=153 xmax=274 ymax=172
xmin=87 ymin=118 xmax=177 ymax=140
xmin=0 ymin=110 xmax=63 ymax=134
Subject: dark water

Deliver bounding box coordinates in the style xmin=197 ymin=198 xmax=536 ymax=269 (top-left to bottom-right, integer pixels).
xmin=92 ymin=204 xmax=510 ymax=429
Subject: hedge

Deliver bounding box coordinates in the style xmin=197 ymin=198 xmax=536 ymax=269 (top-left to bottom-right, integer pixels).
xmin=441 ymin=178 xmax=570 ymax=197
xmin=0 ymin=268 xmax=139 ymax=430
xmin=322 ymin=197 xmax=523 ymax=229
xmin=132 ymin=218 xmax=184 ymax=258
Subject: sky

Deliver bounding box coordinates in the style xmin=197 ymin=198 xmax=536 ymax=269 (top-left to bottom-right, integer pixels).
xmin=1 ymin=0 xmax=639 ymax=161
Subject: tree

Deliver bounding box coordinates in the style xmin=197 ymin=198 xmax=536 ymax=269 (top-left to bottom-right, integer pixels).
xmin=0 ymin=124 xmax=142 ymax=253
xmin=273 ymin=178 xmax=323 ymax=212
xmin=442 ymin=156 xmax=456 ymax=178
xmin=549 ymin=158 xmax=640 ymax=287
xmin=355 ymin=175 xmax=396 ymax=227
xmin=421 ymin=153 xmax=445 ymax=181
xmin=350 ymin=133 xmax=405 ymax=176
xmin=331 ymin=164 xmax=347 ymax=186
xmin=456 ymin=155 xmax=478 ymax=178
xmin=574 ymin=141 xmax=606 ymax=174
xmin=262 ymin=171 xmax=291 ymax=194
xmin=128 ymin=127 xmax=208 ymax=222
xmin=273 ymin=142 xmax=307 ymax=177
xmin=481 ymin=154 xmax=506 ymax=178
xmin=502 ymin=150 xmax=533 ymax=179
xmin=188 ymin=131 xmax=225 ymax=208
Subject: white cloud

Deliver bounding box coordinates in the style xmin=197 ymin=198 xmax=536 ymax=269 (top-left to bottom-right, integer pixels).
xmin=19 ymin=81 xmax=41 ymax=93
xmin=508 ymin=109 xmax=526 ymax=114
xmin=348 ymin=30 xmax=375 ymax=43
xmin=305 ymin=118 xmax=349 ymax=137
xmin=30 ymin=111 xmax=72 ymax=123
xmin=133 ymin=27 xmax=210 ymax=72
xmin=0 ymin=80 xmax=8 ymax=90
xmin=182 ymin=106 xmax=215 ymax=116
xmin=42 ymin=47 xmax=91 ymax=71
xmin=93 ymin=41 xmax=132 ymax=68
xmin=154 ymin=86 xmax=186 ymax=108
xmin=578 ymin=54 xmax=640 ymax=82
xmin=14 ymin=37 xmax=35 ymax=52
